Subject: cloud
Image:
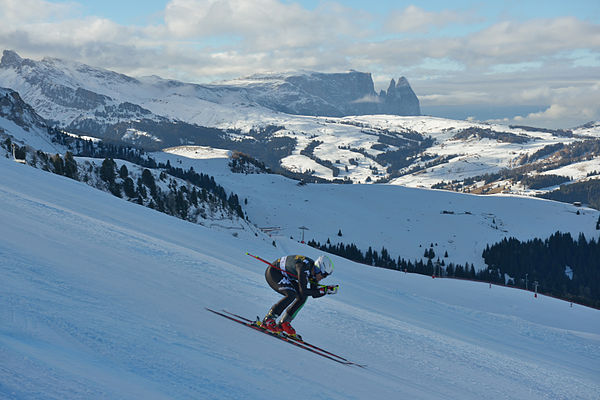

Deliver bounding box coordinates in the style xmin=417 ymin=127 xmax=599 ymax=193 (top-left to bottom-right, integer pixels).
xmin=485 ymin=83 xmax=600 ymax=128
xmin=162 ymin=0 xmax=365 ymax=51
xmin=353 ymin=17 xmax=600 ymax=72
xmin=518 ymin=104 xmax=571 ymax=120
xmin=464 ymin=17 xmax=600 ymax=65
xmin=3 ymin=1 xmax=598 ymax=77
xmin=0 ymin=0 xmax=80 ymax=23
xmin=351 ymin=94 xmax=381 ymax=104
xmin=0 ymin=0 xmax=599 ymax=128
xmin=384 ymin=5 xmax=473 ymax=33
xmin=0 ymin=0 xmax=365 ymax=78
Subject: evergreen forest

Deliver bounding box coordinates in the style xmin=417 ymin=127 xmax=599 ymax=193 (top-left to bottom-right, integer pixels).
xmin=309 ymin=230 xmax=600 ymax=309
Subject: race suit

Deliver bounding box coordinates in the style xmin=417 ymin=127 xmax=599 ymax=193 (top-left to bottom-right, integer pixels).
xmin=265 ymin=255 xmax=325 ymax=323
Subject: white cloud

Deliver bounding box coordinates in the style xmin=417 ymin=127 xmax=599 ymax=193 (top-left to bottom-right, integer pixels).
xmin=465 ymin=17 xmax=600 ymax=64
xmin=384 ymin=5 xmax=472 ymax=33
xmin=351 ymin=94 xmax=381 ymax=104
xmin=489 ymin=62 xmax=543 ymax=74
xmin=0 ymin=1 xmax=599 ymax=128
xmin=162 ymin=0 xmax=363 ymax=50
xmin=518 ymin=86 xmax=552 ymax=103
xmin=0 ymin=0 xmax=80 ymax=23
xmin=355 ymin=17 xmax=600 ymax=72
xmin=33 ymin=18 xmax=125 ymax=45
xmin=517 ymin=104 xmax=570 ymax=121
xmin=490 ymin=83 xmax=600 ymax=128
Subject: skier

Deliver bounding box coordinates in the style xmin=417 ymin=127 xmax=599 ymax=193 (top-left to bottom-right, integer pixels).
xmin=261 ymin=254 xmax=337 ymax=338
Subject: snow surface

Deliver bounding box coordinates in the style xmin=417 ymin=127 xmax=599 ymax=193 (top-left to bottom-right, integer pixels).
xmin=0 ymin=115 xmax=62 ymax=154
xmin=541 ymin=159 xmax=600 ymax=180
xmin=1 ymin=157 xmax=599 ymax=399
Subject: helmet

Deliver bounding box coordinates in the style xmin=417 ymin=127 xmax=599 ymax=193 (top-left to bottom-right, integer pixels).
xmin=314 ymin=255 xmax=334 ymax=277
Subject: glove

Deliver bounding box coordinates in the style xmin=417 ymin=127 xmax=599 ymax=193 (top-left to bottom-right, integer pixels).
xmin=318 ymin=285 xmax=338 ymax=295
xmin=326 ymin=285 xmax=339 ymax=295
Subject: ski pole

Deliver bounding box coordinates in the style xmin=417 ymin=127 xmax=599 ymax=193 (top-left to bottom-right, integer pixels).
xmin=246 ymin=252 xmax=274 ymax=268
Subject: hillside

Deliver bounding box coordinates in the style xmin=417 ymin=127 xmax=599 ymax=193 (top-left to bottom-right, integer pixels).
xmin=157 ymin=146 xmax=600 ymax=271
xmin=1 ymin=157 xmax=599 ymax=399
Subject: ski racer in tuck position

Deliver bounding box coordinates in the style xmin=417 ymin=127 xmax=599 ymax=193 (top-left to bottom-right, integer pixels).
xmin=260 ymin=254 xmax=337 ymax=339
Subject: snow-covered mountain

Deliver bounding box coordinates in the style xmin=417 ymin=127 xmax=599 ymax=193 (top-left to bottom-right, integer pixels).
xmin=0 ymin=87 xmax=65 ymax=154
xmin=1 ymin=49 xmax=599 ymax=200
xmin=0 ymin=50 xmax=418 ymax=122
xmin=1 ymin=149 xmax=599 ymax=400
xmin=220 ymin=70 xmax=420 ymax=116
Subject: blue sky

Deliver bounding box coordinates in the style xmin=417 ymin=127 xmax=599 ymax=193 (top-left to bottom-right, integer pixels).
xmin=4 ymin=0 xmax=600 ymax=128
xmin=73 ymin=0 xmax=599 ymax=25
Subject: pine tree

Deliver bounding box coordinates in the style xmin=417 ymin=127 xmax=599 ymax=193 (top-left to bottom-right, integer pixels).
xmin=190 ymin=188 xmax=199 ymax=207
xmin=100 ymin=158 xmax=116 ymax=183
xmin=52 ymin=154 xmax=64 ymax=175
xmin=123 ymin=177 xmax=136 ymax=198
xmin=63 ymin=151 xmax=78 ymax=180
xmin=119 ymin=164 xmax=129 ymax=179
xmin=137 ymin=178 xmax=147 ymax=199
xmin=141 ymin=169 xmax=157 ymax=197
xmin=365 ymin=247 xmax=374 ymax=266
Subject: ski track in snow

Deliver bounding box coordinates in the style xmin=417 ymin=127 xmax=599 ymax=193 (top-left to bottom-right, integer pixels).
xmin=305 ymin=295 xmax=598 ymax=400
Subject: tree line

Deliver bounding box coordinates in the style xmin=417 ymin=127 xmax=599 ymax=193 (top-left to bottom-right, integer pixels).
xmin=3 ymin=131 xmax=246 ymax=224
xmin=306 ymin=239 xmax=477 ymax=280
xmin=308 ymin=230 xmax=600 ymax=309
xmin=482 ymin=231 xmax=600 ymax=308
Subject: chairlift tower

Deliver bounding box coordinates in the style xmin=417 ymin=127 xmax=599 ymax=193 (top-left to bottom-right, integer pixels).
xmin=299 ymin=226 xmax=309 ymax=244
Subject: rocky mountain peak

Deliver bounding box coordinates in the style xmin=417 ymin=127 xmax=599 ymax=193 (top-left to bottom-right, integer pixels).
xmin=1 ymin=50 xmax=24 ymax=68
xmin=378 ymin=76 xmax=420 ymax=115
xmin=396 ymin=76 xmax=410 ymax=87
xmin=387 ymin=78 xmax=396 ymax=92
xmin=0 ymin=87 xmax=47 ymax=130
xmin=243 ymin=70 xmax=420 ymax=117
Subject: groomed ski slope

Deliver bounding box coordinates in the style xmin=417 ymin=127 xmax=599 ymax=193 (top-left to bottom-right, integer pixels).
xmin=1 ymin=157 xmax=599 ymax=400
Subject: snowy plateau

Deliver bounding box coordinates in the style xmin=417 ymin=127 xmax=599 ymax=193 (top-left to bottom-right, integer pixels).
xmin=0 ymin=51 xmax=599 ymax=399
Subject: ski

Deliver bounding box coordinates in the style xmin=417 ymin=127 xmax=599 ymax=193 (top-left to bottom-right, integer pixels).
xmin=220 ymin=309 xmax=363 ymax=366
xmin=205 ymin=308 xmax=363 ymax=367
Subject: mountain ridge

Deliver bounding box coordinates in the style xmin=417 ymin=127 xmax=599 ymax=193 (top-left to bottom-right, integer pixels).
xmin=0 ymin=49 xmax=598 ymax=203
xmin=0 ymin=50 xmax=420 ymax=119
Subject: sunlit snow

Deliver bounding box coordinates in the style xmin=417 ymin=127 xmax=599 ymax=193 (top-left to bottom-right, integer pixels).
xmin=1 ymin=156 xmax=599 ymax=400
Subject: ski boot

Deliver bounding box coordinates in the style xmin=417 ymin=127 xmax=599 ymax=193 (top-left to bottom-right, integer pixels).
xmin=260 ymin=317 xmax=282 ymax=334
xmin=279 ymin=321 xmax=302 ymax=340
